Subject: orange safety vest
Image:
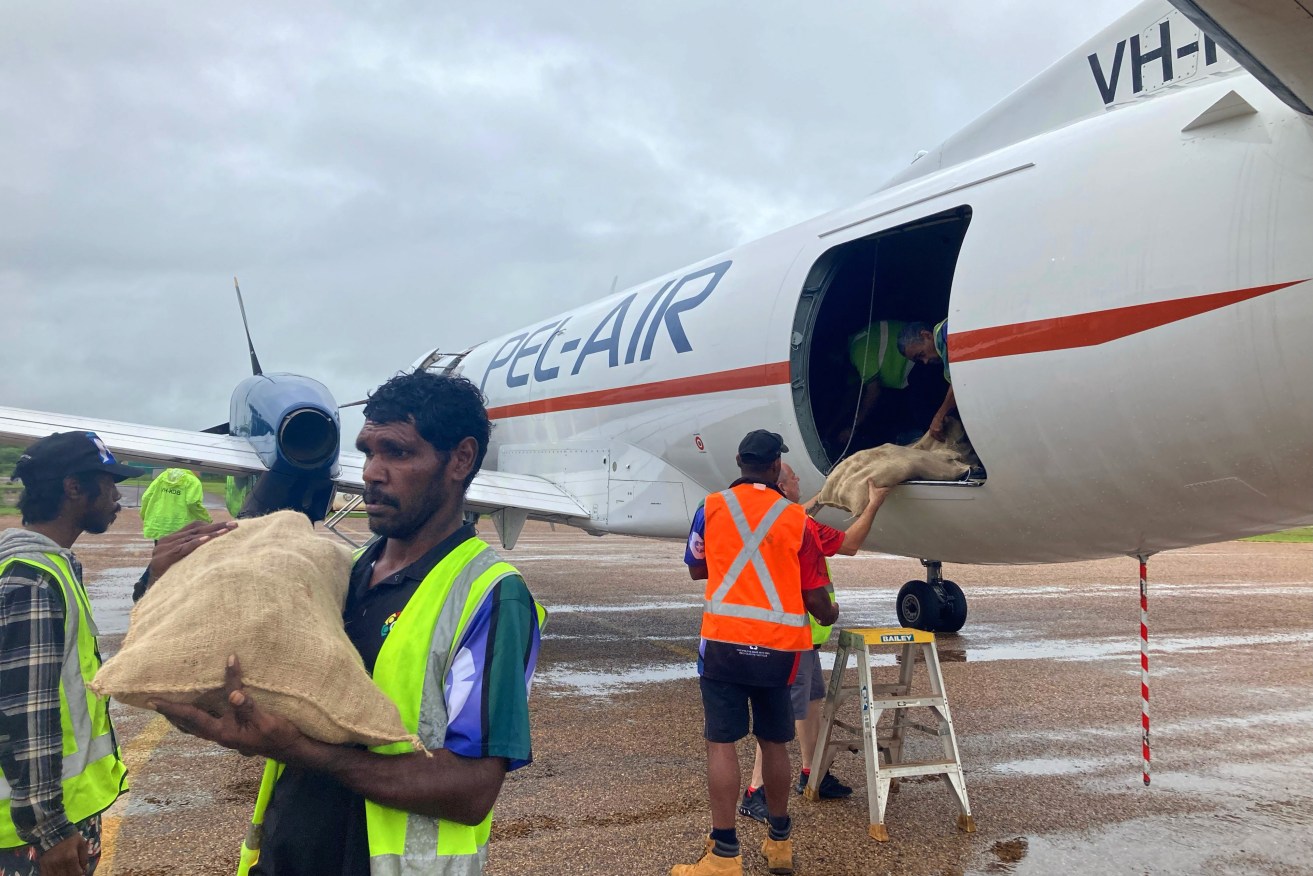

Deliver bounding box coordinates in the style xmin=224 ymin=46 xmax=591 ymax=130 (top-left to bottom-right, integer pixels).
xmin=701 ymin=482 xmax=811 ymax=652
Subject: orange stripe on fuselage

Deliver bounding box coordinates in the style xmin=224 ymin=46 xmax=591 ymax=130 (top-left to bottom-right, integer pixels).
xmin=485 ymin=280 xmax=1306 ymax=419
xmin=485 ymin=361 xmax=792 ymax=420
xmin=951 ymin=280 xmax=1306 ymax=363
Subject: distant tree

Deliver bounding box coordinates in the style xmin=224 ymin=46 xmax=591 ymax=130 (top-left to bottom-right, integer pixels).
xmin=0 ymin=445 xmax=24 ymax=478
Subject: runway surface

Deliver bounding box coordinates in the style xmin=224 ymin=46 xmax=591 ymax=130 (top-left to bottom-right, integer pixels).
xmin=69 ymin=511 xmax=1312 ymax=875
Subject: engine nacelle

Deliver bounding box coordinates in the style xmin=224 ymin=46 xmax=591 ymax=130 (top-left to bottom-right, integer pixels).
xmin=228 ymin=374 xmax=341 ymax=521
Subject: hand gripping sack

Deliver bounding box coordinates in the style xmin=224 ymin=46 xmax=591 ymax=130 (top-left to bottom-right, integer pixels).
xmin=91 ymin=510 xmax=420 ymax=750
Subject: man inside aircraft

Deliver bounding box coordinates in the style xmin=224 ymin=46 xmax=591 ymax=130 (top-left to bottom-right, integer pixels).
xmin=679 ymin=431 xmax=838 ymax=876
xmin=830 ymin=319 xmax=916 ymax=450
xmin=898 ymin=319 xmax=956 ymax=442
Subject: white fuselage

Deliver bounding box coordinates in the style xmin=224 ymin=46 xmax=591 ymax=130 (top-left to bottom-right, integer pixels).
xmin=424 ymin=71 xmax=1313 ymax=564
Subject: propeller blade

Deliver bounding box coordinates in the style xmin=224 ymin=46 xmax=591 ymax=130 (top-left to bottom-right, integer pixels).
xmin=233 ymin=276 xmax=264 ymax=376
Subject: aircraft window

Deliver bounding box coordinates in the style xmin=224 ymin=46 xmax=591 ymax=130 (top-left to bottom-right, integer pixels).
xmin=790 ymin=206 xmax=977 ymax=475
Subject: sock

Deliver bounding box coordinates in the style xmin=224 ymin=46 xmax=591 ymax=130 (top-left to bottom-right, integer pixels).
xmin=710 ymin=827 xmax=739 ymax=858
xmin=768 ymin=813 xmax=792 ymax=842
xmin=745 ymin=785 xmax=758 ymax=795
xmin=799 ymin=768 xmax=811 ymax=782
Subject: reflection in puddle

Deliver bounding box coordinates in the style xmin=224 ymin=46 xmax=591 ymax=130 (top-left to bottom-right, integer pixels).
xmin=990 ymin=836 xmax=1028 ymax=870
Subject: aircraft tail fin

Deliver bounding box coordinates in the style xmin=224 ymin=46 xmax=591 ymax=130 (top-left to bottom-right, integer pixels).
xmin=884 ymin=0 xmax=1243 ymax=189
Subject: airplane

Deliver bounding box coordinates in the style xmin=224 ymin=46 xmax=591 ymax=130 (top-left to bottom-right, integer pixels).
xmin=2 ymin=0 xmax=1310 ymax=635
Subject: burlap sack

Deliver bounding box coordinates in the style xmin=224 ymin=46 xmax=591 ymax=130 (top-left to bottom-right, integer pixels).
xmin=91 ymin=510 xmax=420 ymax=750
xmin=812 ymin=417 xmax=975 ymax=514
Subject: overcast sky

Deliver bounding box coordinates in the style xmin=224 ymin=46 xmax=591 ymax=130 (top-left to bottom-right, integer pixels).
xmin=2 ymin=1 xmax=1136 ymax=441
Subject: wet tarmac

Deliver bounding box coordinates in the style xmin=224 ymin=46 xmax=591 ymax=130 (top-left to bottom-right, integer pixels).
xmin=66 ymin=510 xmax=1312 ymax=875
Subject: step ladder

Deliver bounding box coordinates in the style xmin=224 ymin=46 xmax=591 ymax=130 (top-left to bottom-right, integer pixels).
xmin=806 ymin=627 xmax=975 ymax=842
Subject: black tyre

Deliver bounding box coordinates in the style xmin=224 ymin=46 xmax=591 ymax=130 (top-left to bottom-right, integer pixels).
xmin=896 ymin=580 xmax=941 ymax=631
xmin=938 ymin=580 xmax=968 ymax=633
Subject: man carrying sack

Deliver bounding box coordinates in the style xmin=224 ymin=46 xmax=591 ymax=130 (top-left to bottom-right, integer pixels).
xmin=677 ymin=430 xmax=838 ymax=876
xmin=154 ymin=372 xmax=545 ymax=876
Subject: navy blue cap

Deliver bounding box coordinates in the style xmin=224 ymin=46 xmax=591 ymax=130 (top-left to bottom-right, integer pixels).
xmin=11 ymin=432 xmax=140 ymax=484
xmin=738 ymin=429 xmax=788 ymax=464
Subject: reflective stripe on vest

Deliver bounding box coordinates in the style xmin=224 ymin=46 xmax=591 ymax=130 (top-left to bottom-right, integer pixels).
xmin=0 ymin=554 xmax=127 ymax=847
xmin=238 ymin=538 xmax=544 ymax=876
xmin=702 ymin=486 xmax=810 ymax=651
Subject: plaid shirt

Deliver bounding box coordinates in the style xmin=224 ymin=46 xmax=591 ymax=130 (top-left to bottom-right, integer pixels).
xmin=0 ymin=534 xmax=84 ymax=852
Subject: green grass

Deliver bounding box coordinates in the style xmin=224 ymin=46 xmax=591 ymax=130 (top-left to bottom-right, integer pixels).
xmin=0 ymin=506 xmax=20 ymax=517
xmin=1242 ymin=527 xmax=1313 ymax=544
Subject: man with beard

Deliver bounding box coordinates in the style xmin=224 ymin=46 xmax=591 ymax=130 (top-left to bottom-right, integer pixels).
xmin=155 ymin=372 xmax=544 ymax=876
xmin=0 ymin=432 xmax=228 ymax=875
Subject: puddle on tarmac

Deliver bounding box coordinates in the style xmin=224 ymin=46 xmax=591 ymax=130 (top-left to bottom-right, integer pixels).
xmin=991 ymin=756 xmax=1118 ymax=777
xmin=968 ymin=810 xmax=1313 ymax=874
xmin=534 ymin=662 xmax=694 ymax=695
xmin=546 ymin=600 xmax=700 ymax=614
xmin=928 ymin=630 xmax=1313 ymax=664
xmin=971 ymin=756 xmax=1313 ymax=874
xmin=528 ymin=628 xmax=1254 ymax=694
xmin=544 ymin=633 xmax=696 ymax=643
xmin=85 ymin=567 xmax=142 ymax=635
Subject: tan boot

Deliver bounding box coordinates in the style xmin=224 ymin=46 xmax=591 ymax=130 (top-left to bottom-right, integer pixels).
xmin=761 ymin=837 xmax=794 ymax=875
xmin=670 ymin=843 xmax=743 ymax=876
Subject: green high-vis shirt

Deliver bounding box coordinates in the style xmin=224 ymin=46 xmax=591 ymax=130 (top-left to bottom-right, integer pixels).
xmin=140 ymin=468 xmax=211 ymax=540
xmin=848 ymin=320 xmax=914 ymax=388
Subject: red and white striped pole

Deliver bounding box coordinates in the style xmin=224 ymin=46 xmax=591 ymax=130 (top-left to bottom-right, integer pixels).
xmin=1139 ymin=554 xmax=1150 ymax=786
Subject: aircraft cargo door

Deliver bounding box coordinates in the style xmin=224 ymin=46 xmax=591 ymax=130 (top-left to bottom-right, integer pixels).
xmin=790 ymin=206 xmax=973 ymax=473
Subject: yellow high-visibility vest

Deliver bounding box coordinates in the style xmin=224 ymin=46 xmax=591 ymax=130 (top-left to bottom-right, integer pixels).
xmin=0 ymin=553 xmax=128 ymax=848
xmin=809 ymin=559 xmax=836 ymax=646
xmin=238 ymin=537 xmax=545 ymax=876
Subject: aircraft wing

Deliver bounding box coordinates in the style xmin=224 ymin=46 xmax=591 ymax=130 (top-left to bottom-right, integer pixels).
xmin=0 ymin=406 xmax=263 ymax=476
xmin=334 ymin=450 xmax=590 ymax=520
xmin=0 ymin=405 xmax=590 ymax=524
xmin=1172 ymin=0 xmax=1313 ymax=114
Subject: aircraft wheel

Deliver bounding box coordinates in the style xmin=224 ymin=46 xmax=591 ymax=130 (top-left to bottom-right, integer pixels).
xmin=939 ymin=580 xmax=968 ymax=633
xmin=896 ymin=580 xmax=941 ymax=631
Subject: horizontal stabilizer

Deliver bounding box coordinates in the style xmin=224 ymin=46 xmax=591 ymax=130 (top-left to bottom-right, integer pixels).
xmin=1171 ymin=0 xmax=1313 ymax=114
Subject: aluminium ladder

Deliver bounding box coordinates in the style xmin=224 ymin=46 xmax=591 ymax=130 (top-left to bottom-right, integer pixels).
xmin=806 ymin=627 xmax=975 ymax=842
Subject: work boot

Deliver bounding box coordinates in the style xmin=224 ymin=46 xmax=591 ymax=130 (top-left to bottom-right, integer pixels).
xmin=738 ymin=787 xmax=768 ymax=823
xmin=670 ymin=845 xmax=742 ymax=876
xmin=761 ymin=837 xmax=794 ymax=875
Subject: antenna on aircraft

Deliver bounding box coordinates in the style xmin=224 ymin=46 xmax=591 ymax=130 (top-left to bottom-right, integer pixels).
xmin=233 ymin=276 xmax=264 ymax=376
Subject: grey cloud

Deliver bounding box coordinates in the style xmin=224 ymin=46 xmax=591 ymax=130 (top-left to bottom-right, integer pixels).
xmin=2 ymin=0 xmax=1137 ymax=441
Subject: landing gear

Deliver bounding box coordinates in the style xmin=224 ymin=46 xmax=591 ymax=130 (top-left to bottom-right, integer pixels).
xmin=895 ymin=560 xmax=968 ymax=633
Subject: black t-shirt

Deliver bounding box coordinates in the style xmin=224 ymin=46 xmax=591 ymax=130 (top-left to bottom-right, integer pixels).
xmin=251 ymin=525 xmax=476 ymax=876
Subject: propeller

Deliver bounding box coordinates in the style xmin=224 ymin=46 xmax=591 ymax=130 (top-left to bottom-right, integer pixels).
xmin=234 ymin=276 xmax=264 ymax=377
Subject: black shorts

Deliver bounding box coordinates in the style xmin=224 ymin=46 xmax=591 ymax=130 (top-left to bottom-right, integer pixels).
xmin=699 ymin=676 xmax=796 ymax=744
